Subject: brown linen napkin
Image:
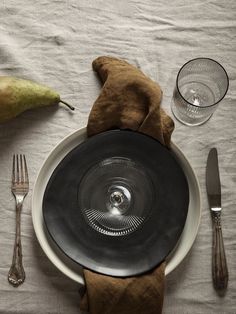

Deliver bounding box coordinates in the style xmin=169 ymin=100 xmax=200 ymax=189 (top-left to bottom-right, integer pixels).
xmin=80 ymin=56 xmax=174 ymax=314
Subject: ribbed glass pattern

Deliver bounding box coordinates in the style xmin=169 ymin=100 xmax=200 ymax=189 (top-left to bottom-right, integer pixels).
xmin=171 ymin=58 xmax=228 ymax=126
xmin=78 ymin=157 xmax=154 ymax=236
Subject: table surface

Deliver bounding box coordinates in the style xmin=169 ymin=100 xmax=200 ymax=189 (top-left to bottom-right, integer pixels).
xmin=0 ymin=1 xmax=235 ymax=313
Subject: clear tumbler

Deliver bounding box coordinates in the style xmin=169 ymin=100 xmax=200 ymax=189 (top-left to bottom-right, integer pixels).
xmin=171 ymin=58 xmax=229 ymax=126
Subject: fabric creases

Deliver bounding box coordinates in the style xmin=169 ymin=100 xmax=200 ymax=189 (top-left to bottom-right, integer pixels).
xmin=87 ymin=56 xmax=174 ymax=147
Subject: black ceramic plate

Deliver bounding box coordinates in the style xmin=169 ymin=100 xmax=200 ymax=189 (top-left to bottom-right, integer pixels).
xmin=43 ymin=130 xmax=189 ymax=277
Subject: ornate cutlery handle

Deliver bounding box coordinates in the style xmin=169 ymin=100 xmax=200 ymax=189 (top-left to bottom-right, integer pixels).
xmin=212 ymin=212 xmax=228 ymax=292
xmin=8 ymin=202 xmax=25 ymax=287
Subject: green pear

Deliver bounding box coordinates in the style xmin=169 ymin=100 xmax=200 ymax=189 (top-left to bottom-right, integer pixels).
xmin=0 ymin=76 xmax=74 ymax=123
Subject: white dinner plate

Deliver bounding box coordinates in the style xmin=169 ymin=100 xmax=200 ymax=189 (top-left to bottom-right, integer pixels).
xmin=32 ymin=127 xmax=201 ymax=285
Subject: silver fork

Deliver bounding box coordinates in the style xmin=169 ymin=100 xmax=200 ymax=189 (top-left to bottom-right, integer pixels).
xmin=8 ymin=154 xmax=29 ymax=287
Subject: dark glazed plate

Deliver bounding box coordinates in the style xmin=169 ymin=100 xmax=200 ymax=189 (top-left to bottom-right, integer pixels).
xmin=42 ymin=130 xmax=189 ymax=277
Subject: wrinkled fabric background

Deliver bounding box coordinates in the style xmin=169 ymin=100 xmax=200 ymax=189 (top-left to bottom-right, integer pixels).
xmin=0 ymin=1 xmax=235 ymax=313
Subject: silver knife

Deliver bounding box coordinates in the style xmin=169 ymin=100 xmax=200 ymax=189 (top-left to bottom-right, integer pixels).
xmin=206 ymin=148 xmax=228 ymax=292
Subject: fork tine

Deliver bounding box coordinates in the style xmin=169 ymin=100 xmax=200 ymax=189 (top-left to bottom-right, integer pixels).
xmin=20 ymin=154 xmax=24 ymax=182
xmin=23 ymin=155 xmax=29 ymax=183
xmin=12 ymin=155 xmax=16 ymax=183
xmin=16 ymin=155 xmax=20 ymax=183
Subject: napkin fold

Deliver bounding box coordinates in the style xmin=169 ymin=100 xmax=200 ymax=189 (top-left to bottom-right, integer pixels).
xmin=80 ymin=56 xmax=174 ymax=314
xmin=87 ymin=56 xmax=174 ymax=147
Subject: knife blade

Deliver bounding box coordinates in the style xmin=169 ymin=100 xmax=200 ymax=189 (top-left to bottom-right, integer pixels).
xmin=206 ymin=148 xmax=228 ymax=293
xmin=206 ymin=147 xmax=221 ymax=210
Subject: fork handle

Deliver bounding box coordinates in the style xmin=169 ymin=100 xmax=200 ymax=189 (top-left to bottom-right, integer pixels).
xmin=212 ymin=212 xmax=228 ymax=292
xmin=14 ymin=202 xmax=23 ymax=255
xmin=15 ymin=202 xmax=23 ymax=243
xmin=8 ymin=201 xmax=25 ymax=287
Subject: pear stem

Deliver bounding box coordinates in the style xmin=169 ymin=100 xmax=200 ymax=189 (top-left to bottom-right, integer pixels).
xmin=60 ymin=100 xmax=75 ymax=111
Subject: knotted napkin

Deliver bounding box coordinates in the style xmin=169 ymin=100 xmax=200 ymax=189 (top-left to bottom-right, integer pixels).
xmin=80 ymin=56 xmax=174 ymax=314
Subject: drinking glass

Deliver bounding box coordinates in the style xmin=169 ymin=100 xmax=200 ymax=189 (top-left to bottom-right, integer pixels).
xmin=171 ymin=58 xmax=229 ymax=126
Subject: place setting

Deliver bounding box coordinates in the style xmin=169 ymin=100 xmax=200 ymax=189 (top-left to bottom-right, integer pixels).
xmin=2 ymin=55 xmax=229 ymax=313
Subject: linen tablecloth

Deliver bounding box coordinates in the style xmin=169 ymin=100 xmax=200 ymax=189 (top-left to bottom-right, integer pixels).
xmin=0 ymin=1 xmax=235 ymax=313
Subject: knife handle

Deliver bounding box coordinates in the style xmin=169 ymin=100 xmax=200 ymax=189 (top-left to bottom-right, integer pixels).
xmin=212 ymin=212 xmax=228 ymax=293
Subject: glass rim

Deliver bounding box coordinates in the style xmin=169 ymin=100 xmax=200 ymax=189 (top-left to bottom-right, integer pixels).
xmin=176 ymin=57 xmax=229 ymax=108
